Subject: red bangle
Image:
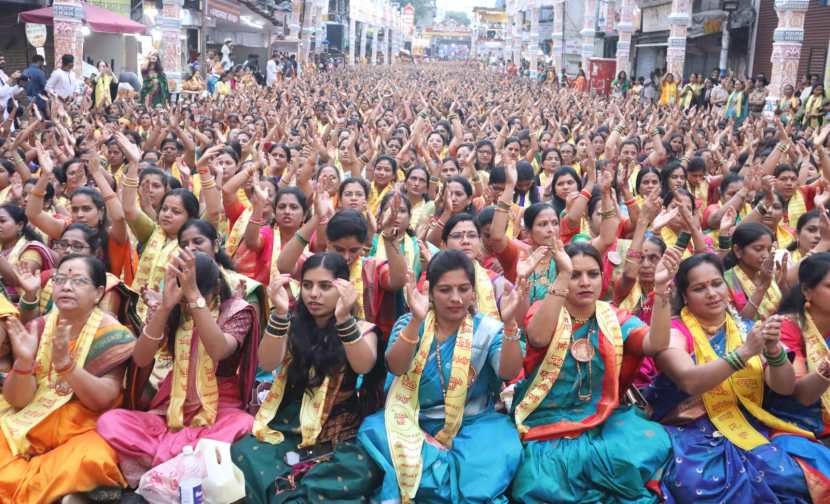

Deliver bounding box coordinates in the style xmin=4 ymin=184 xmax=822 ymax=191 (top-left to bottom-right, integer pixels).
xmin=624 ymin=198 xmax=637 ymax=206
xmin=626 ymin=250 xmax=643 ymax=260
xmin=11 ymin=361 xmax=34 ymax=376
xmin=55 ymin=359 xmax=76 ymax=376
xmin=580 ymin=189 xmax=592 ymax=200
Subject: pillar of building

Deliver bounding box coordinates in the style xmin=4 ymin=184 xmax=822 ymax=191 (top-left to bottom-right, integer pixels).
xmin=512 ymin=13 xmax=521 ymax=65
xmin=666 ymin=0 xmax=691 ymax=80
xmin=551 ymin=0 xmax=565 ymax=75
xmin=52 ymin=0 xmax=85 ymax=79
xmin=616 ymin=0 xmax=635 ymax=76
xmin=348 ymin=16 xmax=356 ymax=65
xmin=360 ymin=22 xmax=368 ymax=64
xmin=529 ymin=5 xmax=540 ymax=79
xmin=766 ymin=0 xmax=809 ymax=113
xmin=580 ymin=0 xmax=597 ymax=74
xmin=370 ymin=26 xmax=378 ymax=65
xmin=385 ymin=28 xmax=392 ymax=64
xmin=159 ymin=0 xmax=183 ymax=92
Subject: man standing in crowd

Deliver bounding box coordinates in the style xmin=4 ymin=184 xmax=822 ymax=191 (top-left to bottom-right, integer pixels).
xmin=45 ymin=54 xmax=79 ymax=101
xmin=22 ymin=54 xmax=47 ymax=114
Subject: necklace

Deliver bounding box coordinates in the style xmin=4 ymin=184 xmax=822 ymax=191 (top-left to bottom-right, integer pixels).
xmin=570 ymin=317 xmax=596 ymax=402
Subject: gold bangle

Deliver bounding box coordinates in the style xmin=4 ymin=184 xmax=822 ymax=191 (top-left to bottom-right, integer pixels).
xmin=548 ymin=285 xmax=568 ymax=297
xmin=398 ymin=331 xmax=419 ymax=345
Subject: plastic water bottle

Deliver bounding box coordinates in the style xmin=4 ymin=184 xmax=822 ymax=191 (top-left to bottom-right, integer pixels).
xmin=178 ymin=445 xmax=204 ymax=504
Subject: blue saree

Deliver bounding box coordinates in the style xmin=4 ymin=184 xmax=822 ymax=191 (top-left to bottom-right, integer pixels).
xmin=646 ymin=319 xmax=830 ymax=503
xmin=510 ymin=307 xmax=671 ymax=503
xmin=357 ymin=312 xmax=522 ymax=503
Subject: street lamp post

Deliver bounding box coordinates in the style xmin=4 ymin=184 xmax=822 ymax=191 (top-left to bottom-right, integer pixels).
xmin=719 ymin=0 xmax=739 ymax=76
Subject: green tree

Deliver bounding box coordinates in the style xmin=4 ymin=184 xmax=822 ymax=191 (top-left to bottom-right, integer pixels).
xmin=444 ymin=10 xmax=471 ymax=26
xmin=408 ymin=0 xmax=436 ymax=25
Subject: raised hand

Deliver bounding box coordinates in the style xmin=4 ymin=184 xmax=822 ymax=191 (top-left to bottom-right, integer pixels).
xmin=654 ymin=247 xmax=682 ymax=287
xmin=16 ymin=265 xmax=40 ymax=297
xmin=517 ymin=246 xmax=550 ymax=279
xmin=267 ymin=274 xmax=293 ymax=317
xmin=550 ymin=237 xmax=573 ymax=275
xmin=755 ymin=253 xmax=775 ymax=290
xmin=4 ymin=317 xmax=38 ymax=366
xmin=719 ymin=206 xmax=738 ymax=237
xmin=333 ymin=279 xmax=358 ymax=322
xmin=406 ymin=271 xmax=429 ymax=321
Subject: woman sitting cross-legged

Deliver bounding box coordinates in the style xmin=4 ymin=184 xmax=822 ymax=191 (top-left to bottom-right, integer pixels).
xmin=231 ymin=252 xmax=386 ymax=503
xmin=0 ymin=255 xmax=135 ymax=503
xmin=96 ymin=250 xmax=258 ymax=486
xmin=358 ymin=249 xmax=525 ymax=503
xmin=648 ymin=253 xmax=830 ymax=502
xmin=511 ymin=241 xmax=679 ymax=504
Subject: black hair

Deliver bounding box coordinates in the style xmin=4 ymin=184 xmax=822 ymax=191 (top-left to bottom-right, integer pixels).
xmin=426 ymin=249 xmax=475 ymax=292
xmin=138 ymin=166 xmax=173 ymax=190
xmin=674 ymin=253 xmax=725 ymax=314
xmin=475 ymin=140 xmax=496 ymax=172
xmin=54 ymin=158 xmax=84 ymax=186
xmin=275 ymin=186 xmax=309 ymax=216
xmin=405 ymin=165 xmax=431 ymax=201
xmin=326 ymin=209 xmax=368 ymax=243
xmin=374 ymin=155 xmax=398 ymax=177
xmin=160 ymin=189 xmax=200 ymax=220
xmin=687 ymin=156 xmax=706 ymax=173
xmin=645 ymin=235 xmax=668 ymax=255
xmin=788 ymin=208 xmax=823 ymax=252
xmin=0 ymin=160 xmax=15 ymax=178
xmin=24 ymin=179 xmax=54 ymax=206
xmin=338 ymin=177 xmax=370 ymax=200
xmin=660 ymin=162 xmax=687 ymax=196
xmin=663 ymin=188 xmax=697 ymax=212
xmin=61 ymin=222 xmax=105 ymax=267
xmin=780 ymin=252 xmax=830 ymax=316
xmin=178 ymin=219 xmax=235 ymax=270
xmin=774 ymin=163 xmax=798 ymax=178
xmin=477 ymin=206 xmax=496 ymax=228
xmin=635 ymin=167 xmax=661 ymax=196
xmin=719 ymin=173 xmax=744 ymax=197
xmin=57 ymin=254 xmax=107 ymax=291
xmin=445 ymin=176 xmax=475 ymax=215
xmin=0 ymin=203 xmax=41 ymax=242
xmin=723 ymin=222 xmax=774 ymax=270
xmin=564 ymin=242 xmax=603 ymax=269
xmin=442 ymin=212 xmax=479 ymax=243
xmin=287 ymin=252 xmax=386 ymax=416
xmin=551 ymin=167 xmax=581 ymax=216
xmin=166 ymin=252 xmax=232 ymax=354
xmin=515 ymin=160 xmax=540 ymax=204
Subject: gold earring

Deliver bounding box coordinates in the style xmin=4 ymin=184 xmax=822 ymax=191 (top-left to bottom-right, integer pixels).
xmin=806 ymin=299 xmax=812 ymax=310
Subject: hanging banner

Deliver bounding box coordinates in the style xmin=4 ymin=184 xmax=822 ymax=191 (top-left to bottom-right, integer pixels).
xmin=25 ymin=23 xmax=47 ymax=48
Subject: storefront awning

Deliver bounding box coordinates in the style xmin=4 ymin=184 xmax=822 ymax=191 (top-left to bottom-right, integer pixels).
xmin=19 ymin=2 xmax=147 ymax=35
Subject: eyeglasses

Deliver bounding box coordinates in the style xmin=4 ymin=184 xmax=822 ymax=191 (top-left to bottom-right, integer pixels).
xmin=448 ymin=232 xmax=480 ymax=241
xmin=54 ymin=240 xmax=90 ymax=254
xmin=53 ymin=274 xmax=94 ymax=288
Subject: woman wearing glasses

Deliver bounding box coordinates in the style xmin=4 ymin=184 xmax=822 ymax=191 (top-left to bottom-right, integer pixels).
xmin=0 ymin=255 xmax=136 ymax=503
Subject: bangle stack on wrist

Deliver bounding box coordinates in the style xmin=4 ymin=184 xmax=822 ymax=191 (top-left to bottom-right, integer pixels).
xmin=336 ymin=316 xmax=362 ymax=345
xmin=763 ymin=345 xmax=788 ymax=367
xmin=718 ymin=235 xmax=732 ymax=250
xmin=122 ymin=176 xmax=139 ymax=189
xmin=503 ymin=324 xmax=521 ymax=342
xmin=266 ymin=312 xmax=290 ymax=339
xmin=724 ymin=350 xmax=747 ymax=371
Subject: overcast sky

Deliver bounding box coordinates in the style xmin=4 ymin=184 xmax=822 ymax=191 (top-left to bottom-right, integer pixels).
xmin=436 ymin=0 xmax=496 ymax=14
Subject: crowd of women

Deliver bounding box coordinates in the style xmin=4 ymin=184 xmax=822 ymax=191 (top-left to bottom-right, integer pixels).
xmin=0 ymin=60 xmax=830 ymax=503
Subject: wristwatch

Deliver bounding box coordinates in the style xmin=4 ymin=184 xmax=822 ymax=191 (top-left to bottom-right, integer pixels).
xmin=188 ymin=296 xmax=207 ymax=310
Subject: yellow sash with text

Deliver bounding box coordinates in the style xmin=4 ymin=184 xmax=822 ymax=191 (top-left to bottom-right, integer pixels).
xmin=801 ymin=312 xmax=830 ymax=419
xmin=166 ymin=304 xmax=221 ymax=430
xmin=474 ymin=262 xmax=500 ymax=320
xmin=733 ymin=267 xmax=781 ymax=320
xmin=682 ymin=308 xmax=813 ymax=451
xmin=133 ymin=227 xmax=178 ymax=319
xmin=385 ymin=311 xmax=473 ymax=502
xmin=0 ymin=308 xmax=103 ymax=455
xmin=514 ymin=302 xmax=621 ymax=435
xmin=252 ymin=351 xmax=330 ymax=447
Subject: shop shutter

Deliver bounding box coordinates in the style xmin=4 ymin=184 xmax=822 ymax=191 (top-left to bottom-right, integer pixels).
xmin=799 ymin=0 xmax=830 ymax=77
xmin=752 ymin=0 xmax=777 ymax=78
